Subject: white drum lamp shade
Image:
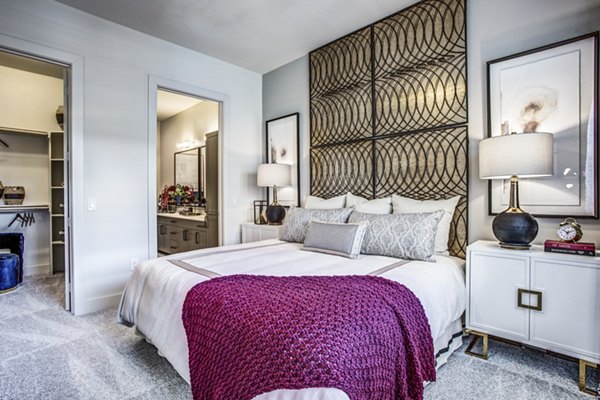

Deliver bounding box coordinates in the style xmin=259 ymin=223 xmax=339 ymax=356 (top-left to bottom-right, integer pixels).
xmin=257 ymin=163 xmax=291 ymax=187
xmin=257 ymin=163 xmax=291 ymax=225
xmin=479 ymin=132 xmax=554 ymax=249
xmin=479 ymin=132 xmax=554 ymax=179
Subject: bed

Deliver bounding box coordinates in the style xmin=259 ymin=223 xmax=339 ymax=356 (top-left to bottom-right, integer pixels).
xmin=120 ymin=0 xmax=468 ymax=397
xmin=119 ymin=235 xmax=466 ymax=399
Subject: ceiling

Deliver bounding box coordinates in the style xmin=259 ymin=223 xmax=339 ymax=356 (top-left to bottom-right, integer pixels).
xmin=54 ymin=0 xmax=415 ymax=74
xmin=157 ymin=89 xmax=203 ymax=121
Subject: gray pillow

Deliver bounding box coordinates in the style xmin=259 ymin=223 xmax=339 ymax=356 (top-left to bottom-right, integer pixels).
xmin=302 ymin=221 xmax=368 ymax=259
xmin=281 ymin=207 xmax=354 ymax=243
xmin=348 ymin=210 xmax=443 ymax=261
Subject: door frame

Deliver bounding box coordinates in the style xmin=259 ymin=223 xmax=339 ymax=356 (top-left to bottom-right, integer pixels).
xmin=147 ymin=75 xmax=228 ymax=258
xmin=0 ymin=33 xmax=85 ymax=314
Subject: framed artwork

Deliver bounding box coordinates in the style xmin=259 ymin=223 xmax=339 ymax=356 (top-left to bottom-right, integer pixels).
xmin=487 ymin=32 xmax=598 ymax=218
xmin=266 ymin=113 xmax=300 ymax=207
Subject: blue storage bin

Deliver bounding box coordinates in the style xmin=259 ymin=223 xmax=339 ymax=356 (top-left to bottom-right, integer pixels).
xmin=0 ymin=253 xmax=19 ymax=293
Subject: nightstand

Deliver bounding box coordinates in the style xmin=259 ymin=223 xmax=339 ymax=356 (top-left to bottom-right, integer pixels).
xmin=241 ymin=223 xmax=283 ymax=243
xmin=465 ymin=240 xmax=600 ymax=395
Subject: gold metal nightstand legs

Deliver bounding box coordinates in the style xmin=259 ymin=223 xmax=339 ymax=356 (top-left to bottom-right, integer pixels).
xmin=464 ymin=331 xmax=598 ymax=396
xmin=579 ymin=359 xmax=598 ymax=396
xmin=464 ymin=330 xmax=488 ymax=360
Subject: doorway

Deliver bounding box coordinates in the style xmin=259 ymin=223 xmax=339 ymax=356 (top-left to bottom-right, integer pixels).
xmin=0 ymin=49 xmax=73 ymax=309
xmin=154 ymin=88 xmax=220 ymax=256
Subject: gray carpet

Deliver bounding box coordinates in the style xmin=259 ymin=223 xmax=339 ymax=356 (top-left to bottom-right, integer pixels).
xmin=0 ymin=275 xmax=596 ymax=399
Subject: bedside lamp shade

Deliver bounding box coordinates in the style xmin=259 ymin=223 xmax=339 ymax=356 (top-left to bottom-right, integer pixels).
xmin=257 ymin=163 xmax=291 ymax=225
xmin=257 ymin=163 xmax=291 ymax=187
xmin=479 ymin=132 xmax=554 ymax=249
xmin=479 ymin=133 xmax=554 ymax=179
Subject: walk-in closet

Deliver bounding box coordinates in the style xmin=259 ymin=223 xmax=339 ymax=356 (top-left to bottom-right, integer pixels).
xmin=0 ymin=50 xmax=71 ymax=309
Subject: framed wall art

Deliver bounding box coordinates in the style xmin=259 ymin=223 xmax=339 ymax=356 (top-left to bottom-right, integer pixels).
xmin=265 ymin=113 xmax=300 ymax=207
xmin=487 ymin=32 xmax=598 ymax=218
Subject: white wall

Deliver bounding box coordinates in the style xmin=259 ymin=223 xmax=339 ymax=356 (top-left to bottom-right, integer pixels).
xmin=0 ymin=65 xmax=63 ymax=275
xmin=158 ymin=101 xmax=219 ymax=191
xmin=263 ymin=0 xmax=600 ymax=246
xmin=0 ymin=0 xmax=263 ymax=314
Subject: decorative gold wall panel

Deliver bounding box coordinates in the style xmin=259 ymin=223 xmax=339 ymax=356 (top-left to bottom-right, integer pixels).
xmin=309 ymin=0 xmax=468 ymax=257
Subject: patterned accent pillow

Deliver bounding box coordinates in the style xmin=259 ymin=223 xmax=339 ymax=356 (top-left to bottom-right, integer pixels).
xmin=281 ymin=207 xmax=354 ymax=243
xmin=391 ymin=195 xmax=460 ymax=255
xmin=302 ymin=220 xmax=369 ymax=259
xmin=348 ymin=210 xmax=444 ymax=261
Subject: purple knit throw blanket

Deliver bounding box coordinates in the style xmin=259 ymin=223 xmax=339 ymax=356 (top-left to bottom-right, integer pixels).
xmin=182 ymin=275 xmax=436 ymax=400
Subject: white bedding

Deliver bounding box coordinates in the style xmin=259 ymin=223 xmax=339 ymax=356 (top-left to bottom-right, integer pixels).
xmin=118 ymin=239 xmax=466 ymax=399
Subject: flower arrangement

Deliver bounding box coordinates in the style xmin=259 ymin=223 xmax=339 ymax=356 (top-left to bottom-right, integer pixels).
xmin=159 ymin=184 xmax=195 ymax=211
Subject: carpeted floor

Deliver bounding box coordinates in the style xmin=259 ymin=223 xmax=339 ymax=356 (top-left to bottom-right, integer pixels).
xmin=0 ymin=274 xmax=596 ymax=399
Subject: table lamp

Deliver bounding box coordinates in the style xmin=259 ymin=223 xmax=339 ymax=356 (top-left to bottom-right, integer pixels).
xmin=257 ymin=163 xmax=291 ymax=225
xmin=479 ymin=132 xmax=554 ymax=249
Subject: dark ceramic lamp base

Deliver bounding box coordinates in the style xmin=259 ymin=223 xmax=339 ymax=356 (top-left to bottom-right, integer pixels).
xmin=492 ymin=209 xmax=539 ymax=250
xmin=265 ymin=204 xmax=286 ymax=225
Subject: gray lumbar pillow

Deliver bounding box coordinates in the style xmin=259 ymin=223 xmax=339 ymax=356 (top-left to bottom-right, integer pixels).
xmin=348 ymin=210 xmax=443 ymax=261
xmin=302 ymin=220 xmax=369 ymax=259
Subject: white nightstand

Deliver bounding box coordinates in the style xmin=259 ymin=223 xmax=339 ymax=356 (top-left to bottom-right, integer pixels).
xmin=241 ymin=223 xmax=283 ymax=243
xmin=465 ymin=240 xmax=600 ymax=395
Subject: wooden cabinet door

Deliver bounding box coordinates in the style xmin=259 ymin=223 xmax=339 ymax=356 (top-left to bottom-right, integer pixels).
xmin=530 ymin=258 xmax=600 ymax=360
xmin=468 ymin=251 xmax=529 ymax=341
xmin=180 ymin=228 xmax=193 ymax=252
xmin=157 ymin=223 xmax=169 ymax=254
xmin=167 ymin=226 xmax=181 ymax=254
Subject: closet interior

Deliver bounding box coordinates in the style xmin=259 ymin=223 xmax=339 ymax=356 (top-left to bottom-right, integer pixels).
xmin=0 ymin=50 xmax=71 ymax=309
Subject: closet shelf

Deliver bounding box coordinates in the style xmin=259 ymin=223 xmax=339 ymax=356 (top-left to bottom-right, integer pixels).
xmin=52 ymin=214 xmax=65 ymax=217
xmin=51 ymin=186 xmax=64 ymax=189
xmin=50 ymin=158 xmax=64 ymax=161
xmin=0 ymin=205 xmax=49 ymax=213
xmin=52 ymin=241 xmax=65 ymax=245
xmin=0 ymin=126 xmax=48 ymax=136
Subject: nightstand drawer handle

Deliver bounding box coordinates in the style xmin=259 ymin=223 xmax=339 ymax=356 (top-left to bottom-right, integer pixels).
xmin=517 ymin=288 xmax=543 ymax=311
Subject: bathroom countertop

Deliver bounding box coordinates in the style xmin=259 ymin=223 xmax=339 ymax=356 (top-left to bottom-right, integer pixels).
xmin=157 ymin=212 xmax=206 ymax=222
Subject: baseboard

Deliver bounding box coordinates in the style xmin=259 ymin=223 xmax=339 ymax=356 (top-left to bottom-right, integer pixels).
xmin=79 ymin=292 xmax=122 ymax=315
xmin=24 ymin=263 xmax=51 ymax=276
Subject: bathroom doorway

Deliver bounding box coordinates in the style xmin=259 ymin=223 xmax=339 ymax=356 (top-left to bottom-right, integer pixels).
xmin=155 ymin=88 xmax=220 ymax=256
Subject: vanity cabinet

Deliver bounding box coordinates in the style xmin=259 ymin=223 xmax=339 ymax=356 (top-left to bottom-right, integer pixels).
xmin=157 ymin=216 xmax=208 ymax=255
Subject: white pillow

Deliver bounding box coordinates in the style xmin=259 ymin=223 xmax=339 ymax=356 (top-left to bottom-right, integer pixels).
xmin=346 ymin=192 xmax=392 ymax=214
xmin=391 ymin=194 xmax=460 ymax=255
xmin=304 ymin=194 xmax=346 ymax=209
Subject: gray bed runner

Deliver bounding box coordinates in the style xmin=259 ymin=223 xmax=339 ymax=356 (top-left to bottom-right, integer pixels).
xmin=168 ymin=242 xmax=411 ymax=279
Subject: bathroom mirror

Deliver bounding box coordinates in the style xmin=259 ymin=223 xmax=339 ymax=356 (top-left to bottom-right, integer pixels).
xmin=174 ymin=147 xmax=201 ymax=196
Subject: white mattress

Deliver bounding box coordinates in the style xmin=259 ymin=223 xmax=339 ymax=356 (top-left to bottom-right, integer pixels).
xmin=118 ymin=239 xmax=466 ymax=399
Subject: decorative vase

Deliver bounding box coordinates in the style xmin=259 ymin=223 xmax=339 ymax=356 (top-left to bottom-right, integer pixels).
xmin=55 ymin=105 xmax=64 ymax=130
xmin=175 ymin=195 xmax=182 ymax=206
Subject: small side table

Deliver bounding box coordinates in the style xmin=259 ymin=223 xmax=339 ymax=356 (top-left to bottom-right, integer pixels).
xmin=241 ymin=223 xmax=283 ymax=243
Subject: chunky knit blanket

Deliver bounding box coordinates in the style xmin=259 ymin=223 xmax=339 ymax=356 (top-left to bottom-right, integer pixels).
xmin=182 ymin=275 xmax=435 ymax=400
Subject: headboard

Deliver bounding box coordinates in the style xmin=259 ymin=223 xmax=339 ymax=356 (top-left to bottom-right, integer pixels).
xmin=309 ymin=0 xmax=468 ymax=258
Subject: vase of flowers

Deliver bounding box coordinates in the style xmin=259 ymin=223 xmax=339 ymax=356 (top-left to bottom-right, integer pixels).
xmin=159 ymin=184 xmax=194 ymax=212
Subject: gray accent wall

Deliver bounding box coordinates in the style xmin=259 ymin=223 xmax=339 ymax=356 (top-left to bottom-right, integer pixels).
xmin=262 ymin=0 xmax=600 ymax=245
xmin=263 ymin=56 xmax=310 ymax=205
